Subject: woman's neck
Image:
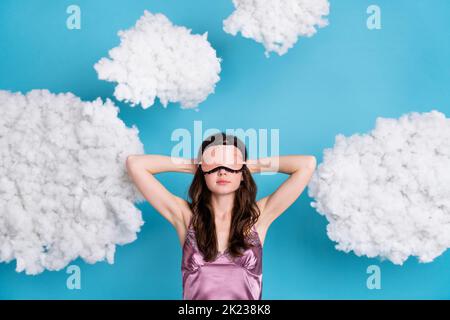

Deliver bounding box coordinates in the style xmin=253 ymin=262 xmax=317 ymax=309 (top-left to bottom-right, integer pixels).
xmin=210 ymin=192 xmax=235 ymax=221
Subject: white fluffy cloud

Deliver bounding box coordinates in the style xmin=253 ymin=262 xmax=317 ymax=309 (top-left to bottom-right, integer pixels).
xmin=223 ymin=0 xmax=330 ymax=57
xmin=0 ymin=89 xmax=146 ymax=275
xmin=95 ymin=10 xmax=222 ymax=109
xmin=308 ymin=111 xmax=450 ymax=265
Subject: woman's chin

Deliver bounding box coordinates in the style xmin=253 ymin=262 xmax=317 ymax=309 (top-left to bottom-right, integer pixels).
xmin=210 ymin=186 xmax=238 ymax=194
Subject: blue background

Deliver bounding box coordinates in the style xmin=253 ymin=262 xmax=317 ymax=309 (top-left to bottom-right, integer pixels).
xmin=0 ymin=0 xmax=449 ymax=299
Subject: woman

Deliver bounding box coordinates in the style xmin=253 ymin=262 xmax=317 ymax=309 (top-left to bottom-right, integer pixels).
xmin=126 ymin=132 xmax=316 ymax=300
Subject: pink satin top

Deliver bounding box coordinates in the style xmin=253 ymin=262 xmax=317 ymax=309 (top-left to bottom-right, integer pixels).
xmin=182 ymin=220 xmax=263 ymax=300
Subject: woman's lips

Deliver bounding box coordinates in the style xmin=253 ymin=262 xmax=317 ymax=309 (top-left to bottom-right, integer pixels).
xmin=216 ymin=180 xmax=230 ymax=184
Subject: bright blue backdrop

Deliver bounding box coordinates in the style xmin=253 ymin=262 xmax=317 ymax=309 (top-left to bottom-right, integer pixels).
xmin=0 ymin=0 xmax=449 ymax=299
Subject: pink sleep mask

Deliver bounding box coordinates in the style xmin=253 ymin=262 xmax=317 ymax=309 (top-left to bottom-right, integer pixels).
xmin=199 ymin=145 xmax=246 ymax=173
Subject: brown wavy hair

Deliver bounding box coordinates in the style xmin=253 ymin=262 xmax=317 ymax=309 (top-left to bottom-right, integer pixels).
xmin=188 ymin=132 xmax=261 ymax=262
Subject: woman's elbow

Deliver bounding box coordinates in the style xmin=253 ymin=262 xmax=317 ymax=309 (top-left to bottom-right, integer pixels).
xmin=306 ymin=155 xmax=317 ymax=171
xmin=126 ymin=155 xmax=134 ymax=165
xmin=126 ymin=155 xmax=139 ymax=172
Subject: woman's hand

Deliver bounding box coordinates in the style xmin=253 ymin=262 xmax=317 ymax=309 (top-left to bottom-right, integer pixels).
xmin=245 ymin=158 xmax=270 ymax=174
xmin=246 ymin=157 xmax=280 ymax=174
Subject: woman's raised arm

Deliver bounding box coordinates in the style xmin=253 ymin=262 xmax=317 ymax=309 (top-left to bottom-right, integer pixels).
xmin=126 ymin=155 xmax=196 ymax=228
xmin=249 ymin=155 xmax=317 ymax=229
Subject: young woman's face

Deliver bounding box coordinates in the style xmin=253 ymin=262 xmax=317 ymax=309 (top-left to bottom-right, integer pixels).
xmin=200 ymin=145 xmax=245 ymax=194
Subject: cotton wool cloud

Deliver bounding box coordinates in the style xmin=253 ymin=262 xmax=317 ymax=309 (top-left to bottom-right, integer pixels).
xmin=308 ymin=111 xmax=450 ymax=265
xmin=0 ymin=89 xmax=147 ymax=275
xmin=223 ymin=0 xmax=330 ymax=57
xmin=94 ymin=10 xmax=222 ymax=109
